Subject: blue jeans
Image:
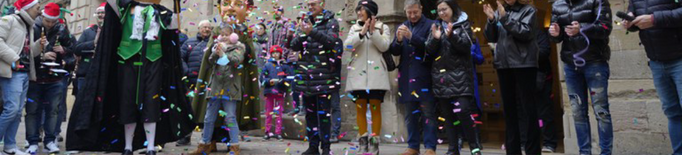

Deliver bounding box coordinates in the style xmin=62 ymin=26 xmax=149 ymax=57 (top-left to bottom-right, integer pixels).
xmin=330 ymin=91 xmax=341 ymax=137
xmin=650 ymin=58 xmax=682 ymax=155
xmin=403 ymin=101 xmax=437 ymax=150
xmin=564 ymin=62 xmax=613 ymax=155
xmin=25 ymin=81 xmax=63 ymax=145
xmin=0 ymin=72 xmax=29 ymax=150
xmin=55 ymin=76 xmax=70 ymax=137
xmin=202 ymin=99 xmax=239 ymax=144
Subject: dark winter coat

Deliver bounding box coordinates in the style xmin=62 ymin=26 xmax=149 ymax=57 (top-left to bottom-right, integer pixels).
xmin=289 ymin=10 xmax=342 ymax=96
xmin=484 ymin=3 xmax=539 ymax=69
xmin=627 ymin=0 xmax=682 ymax=62
xmin=551 ymin=0 xmax=612 ymax=64
xmin=261 ymin=59 xmax=293 ymax=95
xmin=33 ymin=16 xmax=76 ymax=83
xmin=426 ymin=13 xmax=475 ymax=98
xmin=181 ymin=33 xmax=210 ymax=84
xmin=74 ymin=24 xmax=98 ymax=78
xmin=389 ymin=15 xmax=436 ymax=103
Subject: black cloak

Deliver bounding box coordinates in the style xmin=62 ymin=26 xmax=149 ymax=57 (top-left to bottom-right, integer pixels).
xmin=65 ymin=0 xmax=195 ymax=152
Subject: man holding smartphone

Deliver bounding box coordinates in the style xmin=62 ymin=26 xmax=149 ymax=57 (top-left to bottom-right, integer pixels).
xmin=624 ymin=0 xmax=682 ymax=154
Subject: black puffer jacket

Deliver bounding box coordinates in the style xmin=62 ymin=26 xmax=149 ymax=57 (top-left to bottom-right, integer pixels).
xmin=484 ymin=3 xmax=539 ymax=69
xmin=426 ymin=13 xmax=475 ymax=98
xmin=551 ymin=0 xmax=612 ymax=64
xmin=74 ymin=24 xmax=98 ymax=78
xmin=181 ymin=33 xmax=210 ymax=84
xmin=290 ymin=10 xmax=342 ymax=96
xmin=628 ymin=0 xmax=682 ymax=62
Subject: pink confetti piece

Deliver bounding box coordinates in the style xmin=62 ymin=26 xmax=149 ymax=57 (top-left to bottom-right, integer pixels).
xmin=539 ymin=119 xmax=544 ymax=127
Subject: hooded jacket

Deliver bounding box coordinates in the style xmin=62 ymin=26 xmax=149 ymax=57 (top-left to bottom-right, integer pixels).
xmin=484 ymin=3 xmax=539 ymax=69
xmin=0 ymin=10 xmax=42 ymax=80
xmin=33 ymin=16 xmax=76 ymax=83
xmin=426 ymin=12 xmax=476 ymax=98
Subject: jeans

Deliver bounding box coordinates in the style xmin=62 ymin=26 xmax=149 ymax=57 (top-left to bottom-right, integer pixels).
xmin=264 ymin=94 xmax=283 ymax=135
xmin=564 ymin=62 xmax=613 ymax=155
xmin=25 ymin=81 xmax=63 ymax=145
xmin=77 ymin=77 xmax=85 ymax=91
xmin=403 ymin=101 xmax=438 ymax=150
xmin=0 ymin=72 xmax=29 ymax=150
xmin=202 ymin=99 xmax=239 ymax=144
xmin=650 ymin=58 xmax=682 ymax=155
xmin=55 ymin=76 xmax=70 ymax=138
xmin=497 ymin=68 xmax=541 ymax=154
xmin=304 ymin=94 xmax=331 ymax=149
xmin=330 ymin=91 xmax=341 ymax=137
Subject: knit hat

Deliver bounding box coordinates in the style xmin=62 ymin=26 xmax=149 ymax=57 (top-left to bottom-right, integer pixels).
xmin=356 ymin=0 xmax=378 ymax=16
xmin=13 ymin=0 xmax=39 ymax=11
xmin=96 ymin=2 xmax=106 ymax=12
xmin=270 ymin=45 xmax=283 ymax=55
xmin=42 ymin=3 xmax=60 ymax=20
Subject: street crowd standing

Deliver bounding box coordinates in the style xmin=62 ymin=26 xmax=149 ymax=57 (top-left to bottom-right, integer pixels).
xmin=2 ymin=0 xmax=682 ymax=154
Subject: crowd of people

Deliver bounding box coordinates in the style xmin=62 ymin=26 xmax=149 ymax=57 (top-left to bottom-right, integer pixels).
xmin=1 ymin=0 xmax=682 ymax=154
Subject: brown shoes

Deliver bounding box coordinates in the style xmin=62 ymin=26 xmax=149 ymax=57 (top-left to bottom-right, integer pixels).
xmin=229 ymin=145 xmax=240 ymax=155
xmin=424 ymin=149 xmax=436 ymax=155
xmin=189 ymin=143 xmax=212 ymax=155
xmin=209 ymin=141 xmax=217 ymax=152
xmin=401 ymin=148 xmax=419 ymax=155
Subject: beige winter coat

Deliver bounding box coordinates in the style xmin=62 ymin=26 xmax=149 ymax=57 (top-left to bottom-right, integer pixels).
xmin=0 ymin=11 xmax=41 ymax=80
xmin=344 ymin=21 xmax=391 ymax=92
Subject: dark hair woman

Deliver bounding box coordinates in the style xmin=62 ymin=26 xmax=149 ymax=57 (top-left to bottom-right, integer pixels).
xmin=483 ymin=0 xmax=541 ymax=153
xmin=425 ymin=0 xmax=481 ymax=154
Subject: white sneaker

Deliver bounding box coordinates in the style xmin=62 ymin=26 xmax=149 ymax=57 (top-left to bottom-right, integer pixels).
xmin=45 ymin=142 xmax=60 ymax=153
xmin=2 ymin=148 xmax=29 ymax=155
xmin=25 ymin=145 xmax=38 ymax=154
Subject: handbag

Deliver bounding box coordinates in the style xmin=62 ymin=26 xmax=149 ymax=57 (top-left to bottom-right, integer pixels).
xmin=377 ymin=23 xmax=397 ymax=71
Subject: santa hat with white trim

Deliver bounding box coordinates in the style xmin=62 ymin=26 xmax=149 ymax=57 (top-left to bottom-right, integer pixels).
xmin=42 ymin=3 xmax=60 ymax=20
xmin=13 ymin=0 xmax=39 ymax=11
xmin=96 ymin=2 xmax=106 ymax=12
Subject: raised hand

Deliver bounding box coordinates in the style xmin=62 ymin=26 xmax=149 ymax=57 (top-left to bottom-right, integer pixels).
xmin=432 ymin=23 xmax=442 ymax=40
xmin=549 ymin=23 xmax=560 ymax=37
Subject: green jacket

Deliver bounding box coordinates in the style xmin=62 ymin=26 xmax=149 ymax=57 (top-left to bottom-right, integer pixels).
xmin=191 ymin=24 xmax=260 ymax=132
xmin=205 ymin=42 xmax=245 ymax=100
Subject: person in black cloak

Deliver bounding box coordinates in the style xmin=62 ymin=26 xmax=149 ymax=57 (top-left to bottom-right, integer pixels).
xmin=65 ymin=0 xmax=194 ymax=154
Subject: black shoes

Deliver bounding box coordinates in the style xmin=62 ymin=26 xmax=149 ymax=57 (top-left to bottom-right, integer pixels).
xmin=301 ymin=147 xmax=320 ymax=155
xmin=122 ymin=149 xmax=133 ymax=155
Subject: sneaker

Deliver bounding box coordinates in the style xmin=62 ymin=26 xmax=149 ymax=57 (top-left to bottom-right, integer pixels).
xmin=2 ymin=148 xmax=29 ymax=155
xmin=45 ymin=142 xmax=60 ymax=153
xmin=25 ymin=145 xmax=38 ymax=154
xmin=369 ymin=136 xmax=379 ymax=155
xmin=276 ymin=135 xmax=283 ymax=141
xmin=57 ymin=135 xmax=64 ymax=142
xmin=329 ymin=136 xmax=339 ymax=143
xmin=301 ymin=147 xmax=319 ymax=155
xmin=542 ymin=146 xmax=556 ymax=153
xmin=263 ymin=134 xmax=271 ymax=140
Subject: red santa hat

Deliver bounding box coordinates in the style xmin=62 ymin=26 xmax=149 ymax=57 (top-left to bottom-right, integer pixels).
xmin=96 ymin=2 xmax=106 ymax=12
xmin=270 ymin=45 xmax=283 ymax=55
xmin=42 ymin=3 xmax=60 ymax=20
xmin=13 ymin=0 xmax=39 ymax=11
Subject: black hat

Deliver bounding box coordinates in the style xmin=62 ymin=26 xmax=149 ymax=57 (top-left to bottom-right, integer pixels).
xmin=356 ymin=0 xmax=378 ymax=16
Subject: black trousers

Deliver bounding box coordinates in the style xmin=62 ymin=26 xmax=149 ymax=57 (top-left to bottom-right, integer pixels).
xmin=438 ymin=96 xmax=481 ymax=153
xmin=117 ymin=54 xmax=162 ymax=124
xmin=520 ymin=71 xmax=559 ymax=148
xmin=304 ymin=94 xmax=332 ymax=149
xmin=497 ymin=68 xmax=541 ymax=155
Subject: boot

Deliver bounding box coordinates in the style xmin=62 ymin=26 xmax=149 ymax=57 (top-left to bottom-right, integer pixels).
xmin=321 ymin=148 xmax=331 ymax=155
xmin=210 ymin=141 xmax=217 ymax=152
xmin=301 ymin=147 xmax=319 ymax=155
xmin=358 ymin=133 xmax=369 ymax=153
xmin=228 ymin=145 xmax=240 ymax=155
xmin=369 ymin=136 xmax=380 ymax=155
xmin=400 ymin=148 xmax=419 ymax=155
xmin=189 ymin=143 xmax=211 ymax=155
